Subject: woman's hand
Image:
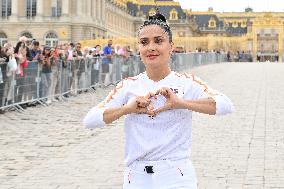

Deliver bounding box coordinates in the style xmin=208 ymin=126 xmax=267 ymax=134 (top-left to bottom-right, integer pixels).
xmin=123 ymin=93 xmax=156 ymax=115
xmin=154 ymin=87 xmax=186 ymax=114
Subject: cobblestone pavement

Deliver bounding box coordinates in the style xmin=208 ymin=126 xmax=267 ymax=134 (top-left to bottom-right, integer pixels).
xmin=0 ymin=63 xmax=283 ymax=189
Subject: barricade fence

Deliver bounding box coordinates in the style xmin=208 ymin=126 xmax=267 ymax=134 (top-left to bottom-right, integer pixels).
xmin=0 ymin=52 xmax=227 ymax=111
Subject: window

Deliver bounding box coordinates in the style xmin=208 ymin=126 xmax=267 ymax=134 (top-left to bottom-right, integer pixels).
xmin=170 ymin=9 xmax=178 ymax=20
xmin=208 ymin=17 xmax=216 ymax=28
xmin=171 ymin=13 xmax=177 ymax=20
xmin=51 ymin=0 xmax=62 ymax=17
xmin=26 ymin=0 xmax=37 ymax=18
xmin=209 ymin=21 xmax=215 ymax=27
xmin=1 ymin=0 xmax=11 ymax=17
xmin=0 ymin=32 xmax=8 ymax=46
xmin=45 ymin=32 xmax=58 ymax=47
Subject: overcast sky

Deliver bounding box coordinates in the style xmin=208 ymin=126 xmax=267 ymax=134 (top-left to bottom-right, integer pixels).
xmin=175 ymin=0 xmax=284 ymax=12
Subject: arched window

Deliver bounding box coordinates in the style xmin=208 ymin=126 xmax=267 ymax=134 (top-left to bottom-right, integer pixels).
xmin=0 ymin=32 xmax=8 ymax=47
xmin=170 ymin=9 xmax=178 ymax=20
xmin=232 ymin=21 xmax=238 ymax=28
xmin=1 ymin=0 xmax=12 ymax=17
xmin=45 ymin=32 xmax=58 ymax=47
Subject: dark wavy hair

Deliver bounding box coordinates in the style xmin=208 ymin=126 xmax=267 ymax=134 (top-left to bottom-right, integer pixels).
xmin=14 ymin=41 xmax=25 ymax=54
xmin=138 ymin=13 xmax=172 ymax=43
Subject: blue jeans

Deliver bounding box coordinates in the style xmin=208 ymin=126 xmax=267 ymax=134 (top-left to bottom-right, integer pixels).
xmin=41 ymin=72 xmax=52 ymax=98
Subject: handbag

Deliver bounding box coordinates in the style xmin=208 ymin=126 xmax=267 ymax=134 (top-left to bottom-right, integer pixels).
xmin=7 ymin=56 xmax=17 ymax=76
xmin=7 ymin=56 xmax=18 ymax=72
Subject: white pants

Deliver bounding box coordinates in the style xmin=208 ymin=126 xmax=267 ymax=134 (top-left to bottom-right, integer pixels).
xmin=123 ymin=159 xmax=197 ymax=189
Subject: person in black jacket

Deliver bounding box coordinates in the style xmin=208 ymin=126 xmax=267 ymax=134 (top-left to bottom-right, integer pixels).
xmin=0 ymin=46 xmax=9 ymax=112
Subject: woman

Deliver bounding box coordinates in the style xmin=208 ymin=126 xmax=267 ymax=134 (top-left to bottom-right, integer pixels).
xmin=59 ymin=44 xmax=69 ymax=95
xmin=118 ymin=45 xmax=130 ymax=79
xmin=91 ymin=45 xmax=102 ymax=85
xmin=84 ymin=13 xmax=234 ymax=189
xmin=40 ymin=46 xmax=53 ymax=104
xmin=0 ymin=46 xmax=8 ymax=108
xmin=50 ymin=47 xmax=60 ymax=101
xmin=1 ymin=43 xmax=16 ymax=107
xmin=14 ymin=41 xmax=29 ymax=104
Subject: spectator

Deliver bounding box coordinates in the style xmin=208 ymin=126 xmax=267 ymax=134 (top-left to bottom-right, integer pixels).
xmin=58 ymin=44 xmax=69 ymax=95
xmin=2 ymin=43 xmax=15 ymax=108
xmin=30 ymin=41 xmax=42 ymax=61
xmin=227 ymin=51 xmax=231 ymax=62
xmin=118 ymin=46 xmax=130 ymax=79
xmin=0 ymin=46 xmax=8 ymax=110
xmin=28 ymin=40 xmax=42 ymax=100
xmin=71 ymin=43 xmax=83 ymax=94
xmin=257 ymin=51 xmax=261 ymax=62
xmin=102 ymin=40 xmax=113 ymax=86
xmin=66 ymin=43 xmax=75 ymax=95
xmin=50 ymin=47 xmax=60 ymax=101
xmin=91 ymin=45 xmax=102 ymax=85
xmin=67 ymin=43 xmax=75 ymax=61
xmin=40 ymin=46 xmax=53 ymax=104
xmin=14 ymin=40 xmax=30 ymax=105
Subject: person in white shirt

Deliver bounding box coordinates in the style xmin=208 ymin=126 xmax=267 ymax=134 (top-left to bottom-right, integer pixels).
xmin=84 ymin=13 xmax=234 ymax=189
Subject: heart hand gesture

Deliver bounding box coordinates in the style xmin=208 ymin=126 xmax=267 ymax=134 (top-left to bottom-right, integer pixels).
xmin=153 ymin=87 xmax=186 ymax=115
xmin=123 ymin=92 xmax=156 ymax=115
xmin=123 ymin=88 xmax=185 ymax=116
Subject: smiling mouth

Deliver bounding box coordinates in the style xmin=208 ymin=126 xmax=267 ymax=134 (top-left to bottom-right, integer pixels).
xmin=147 ymin=55 xmax=159 ymax=59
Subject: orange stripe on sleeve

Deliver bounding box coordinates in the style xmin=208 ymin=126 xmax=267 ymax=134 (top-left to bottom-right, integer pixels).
xmin=98 ymin=77 xmax=138 ymax=109
xmin=175 ymin=71 xmax=219 ymax=97
xmin=192 ymin=75 xmax=219 ymax=96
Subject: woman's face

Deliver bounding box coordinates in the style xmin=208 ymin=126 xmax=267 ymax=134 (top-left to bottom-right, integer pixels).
xmin=45 ymin=49 xmax=51 ymax=54
xmin=138 ymin=25 xmax=173 ymax=68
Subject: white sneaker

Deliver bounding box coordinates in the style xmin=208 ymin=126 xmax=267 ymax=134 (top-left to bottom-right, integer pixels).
xmin=46 ymin=100 xmax=52 ymax=105
xmin=52 ymin=98 xmax=58 ymax=102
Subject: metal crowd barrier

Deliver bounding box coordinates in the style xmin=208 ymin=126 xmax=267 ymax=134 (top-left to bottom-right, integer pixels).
xmin=0 ymin=52 xmax=227 ymax=112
